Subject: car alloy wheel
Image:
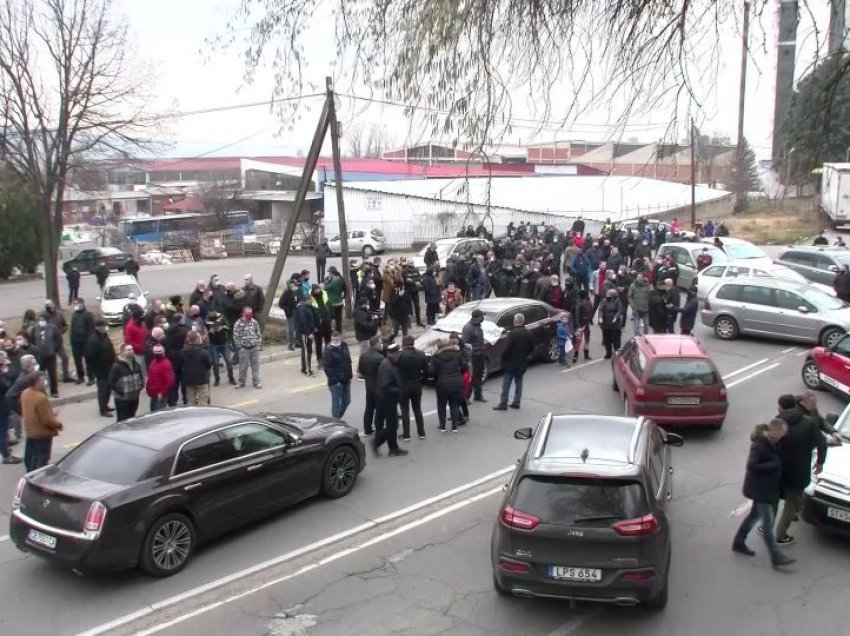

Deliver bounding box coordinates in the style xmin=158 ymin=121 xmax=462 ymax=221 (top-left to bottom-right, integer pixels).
xmin=822 ymin=327 xmax=845 ymax=349
xmin=322 ymin=446 xmax=358 ymax=498
xmin=801 ymin=361 xmax=823 ymax=390
xmin=546 ymin=336 xmax=560 ymax=362
xmin=141 ymin=513 xmax=195 ymax=577
xmin=714 ymin=316 xmax=738 ymax=340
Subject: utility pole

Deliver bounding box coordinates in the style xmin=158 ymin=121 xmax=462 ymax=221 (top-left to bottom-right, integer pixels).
xmin=772 ymin=0 xmax=799 ymax=161
xmin=735 ymin=1 xmax=751 ymax=214
xmin=327 ymin=77 xmax=353 ymax=320
xmin=690 ymin=118 xmax=697 ymax=230
xmin=829 ymin=0 xmax=847 ymax=55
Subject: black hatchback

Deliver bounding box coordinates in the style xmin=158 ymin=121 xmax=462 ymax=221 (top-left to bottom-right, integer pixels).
xmin=10 ymin=408 xmax=366 ymax=577
xmin=491 ymin=414 xmax=683 ymax=609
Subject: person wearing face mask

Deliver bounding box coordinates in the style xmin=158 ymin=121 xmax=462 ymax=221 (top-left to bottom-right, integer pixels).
xmin=422 ymin=266 xmax=442 ymax=325
xmin=323 ymin=331 xmax=353 ymax=418
xmin=70 ymin=298 xmax=96 ymax=385
xmin=21 ymin=373 xmax=63 ymax=471
xmin=165 ymin=313 xmax=190 ymax=406
xmin=232 ymin=306 xmax=263 ymax=389
xmin=109 ymin=344 xmax=144 ymax=422
xmin=358 ymin=275 xmax=380 ymax=313
xmin=146 ymin=344 xmax=175 ymax=412
xmin=280 ymin=278 xmax=301 ymax=351
xmin=86 ymin=319 xmax=116 ymax=416
xmin=208 ymin=274 xmax=226 ymax=309
xmin=30 ymin=314 xmax=60 ymax=397
xmin=387 ymin=281 xmax=412 ymax=337
xmin=3 ymin=338 xmax=22 ymax=380
xmin=442 ymin=282 xmax=462 ymax=315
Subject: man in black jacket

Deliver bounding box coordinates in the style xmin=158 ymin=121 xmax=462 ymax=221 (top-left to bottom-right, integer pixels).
xmin=461 ymin=309 xmax=487 ymax=402
xmin=182 ymin=331 xmax=212 ymax=405
xmin=421 ymin=267 xmax=442 ymax=325
xmin=398 ymin=335 xmax=428 ymax=440
xmin=314 ymin=240 xmax=332 ymax=281
xmin=353 ymin=298 xmax=378 ymax=356
xmin=598 ymin=288 xmax=624 ymax=358
xmin=294 ymin=295 xmax=317 ymax=376
xmin=374 ymin=343 xmax=407 ymax=456
xmin=241 ymin=274 xmax=265 ymax=313
xmin=732 ymin=419 xmax=795 ymax=568
xmin=493 ymin=314 xmax=534 ymax=411
xmin=70 ymin=299 xmax=95 ymax=385
xmin=66 ymin=267 xmax=81 ymax=305
xmin=323 ymin=331 xmax=353 ymax=418
xmin=85 ymin=319 xmax=116 ymax=416
xmin=279 ymin=280 xmax=300 ymax=350
xmin=109 ymin=344 xmax=144 ymax=422
xmin=30 ymin=314 xmax=61 ymax=397
xmin=774 ymin=394 xmax=827 ymax=545
xmin=357 ymin=336 xmax=384 ymax=436
xmin=165 ymin=316 xmax=189 ymax=406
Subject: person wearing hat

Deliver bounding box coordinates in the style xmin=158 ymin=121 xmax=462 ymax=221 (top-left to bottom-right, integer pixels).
xmin=598 ymin=288 xmax=624 ymax=359
xmin=374 ymin=343 xmax=408 ymax=456
xmin=462 ymin=309 xmax=487 ymax=402
xmin=85 ymin=318 xmax=116 ymax=416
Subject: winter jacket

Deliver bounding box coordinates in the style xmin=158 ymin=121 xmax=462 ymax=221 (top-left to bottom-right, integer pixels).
xmin=309 ymin=292 xmax=332 ymax=326
xmin=205 ymin=314 xmax=230 ymax=346
xmin=647 ymin=290 xmax=668 ymax=332
xmin=182 ymin=343 xmax=212 ymax=386
xmin=294 ymin=303 xmax=316 ymax=336
xmin=165 ymin=322 xmax=190 ymax=370
xmin=500 ymin=326 xmax=535 ymax=374
xmin=598 ymin=297 xmax=623 ymax=330
xmin=742 ymin=435 xmax=782 ymax=503
xmin=30 ymin=324 xmax=60 ymax=360
xmin=279 ymin=287 xmax=299 ymax=319
xmin=387 ymin=290 xmax=412 ymax=323
xmin=679 ymin=295 xmax=699 ymax=332
xmin=314 ymin=243 xmax=333 ymax=261
xmin=777 ymin=407 xmax=827 ymax=490
xmin=44 ymin=309 xmax=67 ymax=334
xmin=376 ymin=356 xmax=402 ymax=401
xmin=85 ymin=332 xmax=116 ymax=379
xmin=188 ymin=288 xmax=206 ymax=308
xmin=70 ymin=310 xmax=95 ymax=345
xmin=220 ymin=292 xmax=244 ymax=327
xmin=324 ymin=276 xmax=345 ymax=306
xmin=461 ymin=321 xmax=485 ymax=357
xmin=664 ymin=287 xmax=681 ymax=318
xmin=397 ymin=347 xmax=428 ymax=389
xmin=108 ymin=357 xmax=144 ymax=401
xmin=429 ymin=342 xmax=468 ymax=391
xmin=146 ymin=356 xmax=176 ymax=398
xmin=323 ymin=342 xmax=353 ymax=386
xmin=21 ymin=388 xmax=62 ymax=439
xmin=241 ymin=284 xmax=265 ymax=313
xmin=357 ymin=348 xmax=385 ymax=392
xmin=232 ymin=318 xmax=262 ymax=349
xmin=353 ymin=307 xmax=378 ymax=342
xmin=0 ymin=372 xmax=11 ymax=421
xmin=123 ymin=319 xmax=149 ymax=355
xmin=556 ymin=322 xmax=572 ymax=346
xmin=627 ymin=280 xmax=651 ymax=313
xmin=422 ymin=272 xmax=442 ymax=304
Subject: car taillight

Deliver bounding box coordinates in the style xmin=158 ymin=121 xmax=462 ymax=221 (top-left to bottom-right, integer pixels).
xmin=500 ymin=506 xmax=540 ymax=531
xmin=622 ymin=570 xmax=655 ymax=581
xmin=612 ymin=514 xmax=659 ymax=536
xmin=703 ymin=299 xmax=711 ymax=311
xmin=634 ymin=387 xmax=646 ymax=401
xmin=720 ymin=386 xmax=727 ymax=398
xmin=84 ymin=501 xmax=107 ymax=537
xmin=499 ymin=559 xmax=530 ymax=573
xmin=11 ymin=478 xmax=25 ymax=510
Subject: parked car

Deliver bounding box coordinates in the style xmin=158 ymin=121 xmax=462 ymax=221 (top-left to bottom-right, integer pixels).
xmin=801 ymin=333 xmax=850 ymax=399
xmin=695 ymin=260 xmax=835 ymax=300
xmin=802 ymin=402 xmax=850 ymax=535
xmin=414 ymin=298 xmax=560 ymax=379
xmin=618 ymin=219 xmax=697 ymax=242
xmin=327 ymin=228 xmax=386 ymax=256
xmin=492 ymin=413 xmax=683 ymax=608
xmin=775 ymin=245 xmax=850 ymax=286
xmin=98 ymin=274 xmax=148 ymax=325
xmin=9 ymin=407 xmax=366 ymax=577
xmin=656 ymin=242 xmax=728 ymax=289
xmin=411 ymin=237 xmax=491 ymax=274
xmin=701 ymin=237 xmax=771 ymax=264
xmin=62 ymin=247 xmax=132 ymax=275
xmin=611 ymin=334 xmax=728 ymax=429
xmin=701 ymin=276 xmax=850 ymax=348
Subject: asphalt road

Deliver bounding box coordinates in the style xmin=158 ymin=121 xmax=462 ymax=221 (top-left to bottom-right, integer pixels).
xmin=0 ymin=317 xmax=848 ymax=636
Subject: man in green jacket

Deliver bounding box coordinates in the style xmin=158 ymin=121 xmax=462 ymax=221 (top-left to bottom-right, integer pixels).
xmin=324 ymin=266 xmax=346 ymax=331
xmin=627 ymin=272 xmax=651 ymax=335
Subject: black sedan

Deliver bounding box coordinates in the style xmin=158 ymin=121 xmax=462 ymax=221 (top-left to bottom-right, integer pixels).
xmin=62 ymin=247 xmax=132 ymax=275
xmin=415 ymin=298 xmax=562 ymax=378
xmin=10 ymin=407 xmax=366 ymax=577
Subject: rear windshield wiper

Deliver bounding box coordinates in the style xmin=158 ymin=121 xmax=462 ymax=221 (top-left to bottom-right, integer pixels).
xmin=571 ymin=515 xmax=624 ymax=524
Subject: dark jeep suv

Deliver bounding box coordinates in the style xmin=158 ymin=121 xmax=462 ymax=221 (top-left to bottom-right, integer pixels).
xmin=491 ymin=414 xmax=683 ymax=609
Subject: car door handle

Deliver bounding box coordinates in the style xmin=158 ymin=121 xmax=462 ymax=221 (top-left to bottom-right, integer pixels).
xmin=247 ymin=464 xmax=263 ymax=472
xmin=666 ymin=491 xmax=672 ymax=501
xmin=184 ymin=482 xmax=203 ymax=491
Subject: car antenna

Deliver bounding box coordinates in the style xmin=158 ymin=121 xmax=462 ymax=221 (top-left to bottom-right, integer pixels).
xmin=581 ymin=448 xmax=589 ymax=463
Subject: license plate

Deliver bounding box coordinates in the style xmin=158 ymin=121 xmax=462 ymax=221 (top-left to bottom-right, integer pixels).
xmin=27 ymin=529 xmax=57 ymax=550
xmin=827 ymin=507 xmax=850 ymax=523
xmin=667 ymin=396 xmax=700 ymax=405
xmin=548 ymin=566 xmax=602 ymax=582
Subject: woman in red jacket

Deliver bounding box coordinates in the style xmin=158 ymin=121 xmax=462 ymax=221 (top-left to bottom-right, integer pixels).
xmin=146 ymin=344 xmax=175 ymax=412
xmin=123 ymin=306 xmax=149 ymax=377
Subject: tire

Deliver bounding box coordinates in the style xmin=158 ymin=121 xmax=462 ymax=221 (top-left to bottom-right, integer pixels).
xmin=612 ymin=373 xmax=619 ymax=392
xmin=321 ymin=446 xmax=359 ymax=498
xmin=713 ymin=316 xmax=739 ymax=340
xmin=545 ymin=336 xmax=560 ymax=363
xmin=493 ymin=573 xmax=510 ymax=596
xmin=820 ymin=327 xmax=845 ymax=349
xmin=801 ymin=359 xmax=823 ymax=391
xmin=139 ymin=513 xmax=196 ymax=578
xmin=362 ymin=245 xmax=374 ymax=257
xmin=644 ymin=565 xmax=669 ymax=610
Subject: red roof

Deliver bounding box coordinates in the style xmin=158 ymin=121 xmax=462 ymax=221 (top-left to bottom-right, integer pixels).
xmin=162 ymin=196 xmax=204 ymax=212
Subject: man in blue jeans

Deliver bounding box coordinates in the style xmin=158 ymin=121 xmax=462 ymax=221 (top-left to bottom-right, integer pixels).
xmin=732 ymin=419 xmax=796 ymax=568
xmin=323 ymin=331 xmax=353 ymax=418
xmin=493 ymin=313 xmax=534 ymax=411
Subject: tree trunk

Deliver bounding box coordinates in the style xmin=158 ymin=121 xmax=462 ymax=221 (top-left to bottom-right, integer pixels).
xmin=39 ymin=196 xmax=59 ymax=305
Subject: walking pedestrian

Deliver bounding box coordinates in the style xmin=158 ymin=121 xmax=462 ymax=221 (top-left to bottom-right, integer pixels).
xmin=732 ymin=419 xmax=796 ymax=568
xmin=85 ymin=319 xmax=115 ymax=417
xmin=279 ymin=279 xmax=301 ymax=350
xmin=679 ymin=286 xmax=699 ymax=336
xmin=146 ymin=344 xmax=175 ymax=412
xmin=398 ymin=335 xmax=428 ymax=440
xmin=461 ymin=309 xmax=487 ymax=402
xmin=323 ymin=331 xmax=353 ymax=418
xmin=232 ymin=307 xmax=262 ymax=389
xmin=294 ymin=294 xmax=317 ymax=376
xmin=95 ymin=261 xmax=109 ymax=291
xmin=183 ymin=331 xmax=212 ymax=405
xmin=493 ymin=313 xmax=534 ymax=410
xmin=357 ymin=336 xmax=385 ymax=436
xmin=21 ymin=373 xmax=62 ymax=471
xmin=598 ymin=288 xmax=624 ymax=359
xmin=206 ymin=310 xmax=236 ymax=386
xmin=109 ymin=344 xmax=144 ymax=422
xmin=373 ymin=343 xmax=408 ymax=456
xmin=70 ymin=298 xmax=95 ymax=385
xmin=314 ymin=239 xmax=332 ymax=282
xmin=430 ymin=333 xmax=468 ymax=432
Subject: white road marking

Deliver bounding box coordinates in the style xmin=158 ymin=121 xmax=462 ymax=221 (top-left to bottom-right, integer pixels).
xmin=721 ymin=358 xmax=769 ymax=380
xmin=781 ymin=346 xmax=800 ymax=354
xmin=422 ymin=409 xmax=437 ymax=417
xmin=129 ymin=486 xmax=504 ymax=636
xmin=0 ymin=535 xmax=8 ymax=542
xmin=74 ymin=466 xmax=514 ymax=636
xmin=795 ymin=348 xmax=810 ymax=357
xmin=725 ymin=363 xmax=781 ymax=388
xmin=561 ymin=358 xmax=606 ymax=373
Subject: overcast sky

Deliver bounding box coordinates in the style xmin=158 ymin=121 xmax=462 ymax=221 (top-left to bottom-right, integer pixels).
xmin=118 ymin=0 xmax=833 ymax=160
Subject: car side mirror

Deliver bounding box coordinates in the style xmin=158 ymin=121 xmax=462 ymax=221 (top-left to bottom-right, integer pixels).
xmin=829 ymin=265 xmax=839 ymax=273
xmin=797 ymin=305 xmax=809 ymax=314
xmin=514 ymin=427 xmax=533 ymax=440
xmin=144 ymin=291 xmax=150 ymax=296
xmin=664 ymin=433 xmax=685 ymax=447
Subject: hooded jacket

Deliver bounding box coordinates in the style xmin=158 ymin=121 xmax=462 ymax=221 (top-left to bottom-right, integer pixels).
xmin=429 ymin=342 xmax=468 ymax=391
xmin=376 ymin=355 xmax=402 ymax=401
xmin=777 ymin=407 xmax=827 ymax=490
xmin=323 ymin=341 xmax=353 ymax=386
xmin=182 ymin=343 xmax=212 ymax=386
xmin=742 ymin=432 xmax=782 ymax=503
xmin=146 ymin=355 xmax=175 ymax=398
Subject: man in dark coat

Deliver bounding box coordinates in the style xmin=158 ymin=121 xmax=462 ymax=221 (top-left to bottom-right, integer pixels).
xmin=647 ymin=283 xmax=668 ymax=335
xmin=30 ymin=314 xmax=61 ymax=397
xmin=663 ymin=278 xmax=681 ymax=334
xmin=241 ymin=274 xmax=265 ymax=314
xmin=353 ymin=297 xmax=379 ymax=356
xmin=833 ymin=264 xmax=850 ymax=302
xmin=279 ymin=280 xmax=300 ymax=351
xmin=164 ymin=316 xmax=189 ymax=406
xmin=314 ymin=240 xmax=332 ymax=281
xmin=70 ymin=299 xmax=95 ymax=385
xmin=421 ymin=267 xmax=442 ymax=325
xmin=66 ymin=267 xmax=81 ymax=304
xmin=294 ymin=295 xmax=317 ymax=376
xmin=493 ymin=313 xmax=534 ymax=410
xmin=357 ymin=336 xmax=385 ymax=436
xmin=423 ymin=243 xmax=439 ymax=271
xmin=323 ymin=331 xmax=353 ymax=418
xmin=85 ymin=319 xmax=115 ymax=416
xmin=397 ymin=335 xmax=428 ymax=440
xmin=598 ymin=288 xmax=624 ymax=359
xmin=774 ymin=394 xmax=827 ymax=545
xmin=678 ymin=286 xmax=699 ymax=335
xmin=374 ymin=343 xmax=407 ymax=456
xmin=461 ymin=309 xmax=487 ymax=402
xmin=95 ymin=261 xmax=109 ymax=290
xmin=125 ymin=256 xmax=140 ymax=281
xmin=732 ymin=419 xmax=796 ymax=568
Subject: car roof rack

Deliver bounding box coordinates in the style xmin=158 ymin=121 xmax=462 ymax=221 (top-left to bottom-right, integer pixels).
xmin=532 ymin=412 xmax=554 ymax=459
xmin=627 ymin=417 xmax=647 ymax=464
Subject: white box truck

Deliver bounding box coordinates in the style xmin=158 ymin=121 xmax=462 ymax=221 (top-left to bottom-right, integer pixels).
xmin=821 ymin=163 xmax=850 ymax=228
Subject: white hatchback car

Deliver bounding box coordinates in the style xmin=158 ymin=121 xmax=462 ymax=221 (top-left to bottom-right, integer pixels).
xmin=99 ymin=274 xmax=148 ymax=324
xmin=695 ymin=260 xmax=836 ymax=300
xmin=327 ymin=228 xmax=386 ymax=256
xmin=700 ymin=236 xmax=772 ymax=265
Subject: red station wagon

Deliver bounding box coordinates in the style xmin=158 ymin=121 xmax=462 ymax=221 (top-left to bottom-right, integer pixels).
xmin=611 ymin=335 xmax=728 ymax=429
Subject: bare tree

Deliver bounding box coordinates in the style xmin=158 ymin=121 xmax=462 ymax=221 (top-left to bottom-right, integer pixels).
xmin=0 ymin=0 xmax=166 ymax=304
xmin=346 ymin=122 xmax=395 ymax=158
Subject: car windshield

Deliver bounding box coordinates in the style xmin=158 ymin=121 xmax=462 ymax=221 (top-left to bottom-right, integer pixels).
xmin=802 ymin=287 xmax=846 ymax=310
xmin=104 ymin=284 xmax=140 ymax=300
xmin=723 ymin=244 xmax=767 ymax=260
xmin=649 ymin=359 xmax=718 ymax=386
xmin=693 ymin=247 xmax=727 ymax=264
xmin=511 ymin=476 xmax=645 ymax=526
xmin=435 ymin=243 xmax=455 ymax=259
xmin=59 ymin=435 xmax=157 ymax=485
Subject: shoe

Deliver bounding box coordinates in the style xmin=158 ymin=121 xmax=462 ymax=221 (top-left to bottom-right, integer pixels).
xmin=732 ymin=542 xmax=755 ymax=556
xmin=451 ymin=428 xmax=459 ymax=433
xmin=363 ymin=431 xmax=374 ymax=437
xmin=493 ymin=404 xmax=508 ymax=411
xmin=75 ymin=379 xmax=84 ymax=385
xmin=400 ymin=436 xmax=412 ymax=442
xmin=105 ymin=406 xmax=115 ymax=412
xmin=603 ymin=354 xmax=612 ymax=360
xmin=509 ymin=403 xmax=520 ymax=409
xmin=584 ymin=351 xmax=591 ymax=360
xmin=438 ymin=426 xmax=447 ymax=432
xmin=772 ymin=554 xmax=797 ymax=568
xmin=254 ymin=383 xmax=262 ymax=389
xmin=418 ymin=435 xmax=426 ymax=440
xmin=100 ymin=411 xmax=112 ymax=418
xmin=388 ymin=448 xmax=409 ymax=457
xmin=2 ymin=455 xmax=22 ymax=465
xmin=416 ymin=323 xmax=425 ymax=327
xmin=572 ymin=356 xmax=578 ymax=364
xmin=307 ymin=370 xmax=316 ymax=377
xmin=237 ymin=383 xmax=245 ymax=389
xmin=473 ymin=396 xmax=487 ymax=403
xmin=50 ymin=392 xmax=59 ymax=398
xmin=214 ymin=379 xmax=220 ymax=387
xmin=776 ymin=535 xmax=796 ymax=546
xmin=62 ymin=376 xmax=74 ymax=383
xmin=86 ymin=379 xmax=95 ymax=386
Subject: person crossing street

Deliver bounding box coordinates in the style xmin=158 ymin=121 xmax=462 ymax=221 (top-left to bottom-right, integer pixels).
xmin=461 ymin=309 xmax=487 ymax=402
xmin=373 ymin=343 xmax=408 ymax=457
